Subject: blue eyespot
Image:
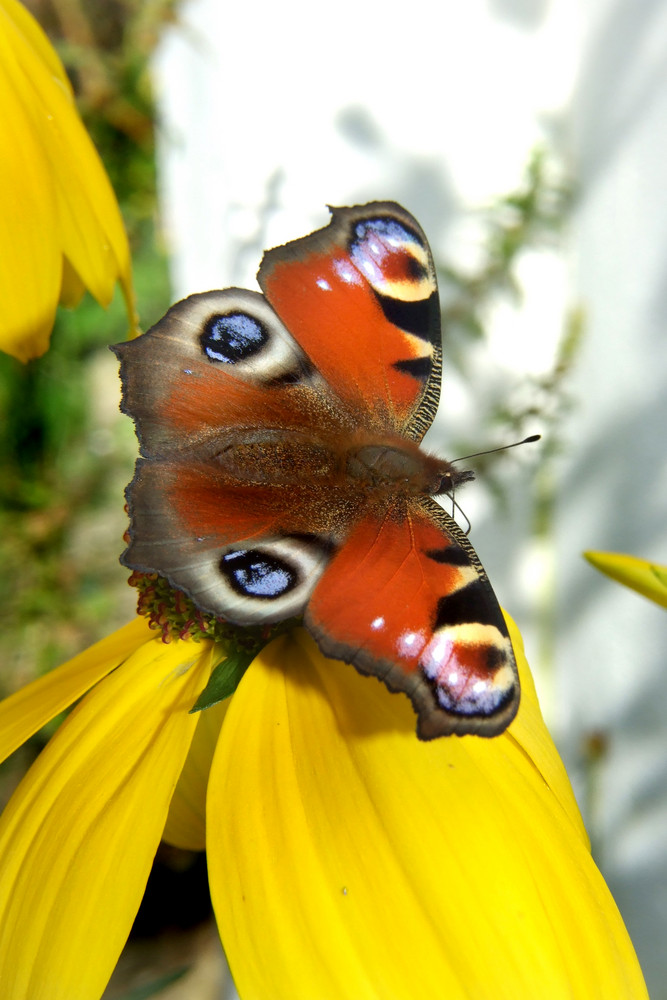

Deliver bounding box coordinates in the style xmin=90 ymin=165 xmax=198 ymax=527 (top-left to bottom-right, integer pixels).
xmin=350 ymin=217 xmax=426 ymax=289
xmin=221 ymin=549 xmax=296 ymax=598
xmin=201 ymin=312 xmax=267 ymax=364
xmin=353 ymin=217 xmax=414 ymax=246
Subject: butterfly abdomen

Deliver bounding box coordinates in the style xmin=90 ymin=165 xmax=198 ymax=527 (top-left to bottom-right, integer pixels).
xmin=213 ymin=433 xmax=338 ymax=484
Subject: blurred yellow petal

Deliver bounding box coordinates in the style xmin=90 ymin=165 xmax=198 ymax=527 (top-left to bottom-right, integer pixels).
xmin=1 ymin=0 xmax=69 ymax=84
xmin=163 ymin=687 xmax=230 ymax=851
xmin=500 ymin=615 xmax=589 ymax=843
xmin=0 ymin=636 xmax=212 ymax=1000
xmin=0 ymin=12 xmax=59 ymax=361
xmin=208 ymin=624 xmax=647 ymax=1000
xmin=585 ymin=550 xmax=667 ymax=609
xmin=58 ymin=255 xmax=87 ymax=308
xmin=0 ymin=0 xmax=135 ymax=362
xmin=0 ymin=617 xmax=153 ymax=766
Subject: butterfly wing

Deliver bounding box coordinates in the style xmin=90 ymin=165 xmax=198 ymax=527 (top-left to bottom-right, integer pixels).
xmin=304 ymin=497 xmax=519 ymax=738
xmin=119 ymin=458 xmax=340 ymax=624
xmin=112 ymin=288 xmax=345 ymax=460
xmin=113 ymin=202 xmax=442 ymax=626
xmin=259 ymin=202 xmax=442 ymax=441
xmin=113 ymin=287 xmax=356 ymax=621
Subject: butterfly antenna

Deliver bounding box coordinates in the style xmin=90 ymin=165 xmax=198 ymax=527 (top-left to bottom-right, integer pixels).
xmin=452 ymin=434 xmax=541 ymax=464
xmin=447 ymin=434 xmax=539 ymax=534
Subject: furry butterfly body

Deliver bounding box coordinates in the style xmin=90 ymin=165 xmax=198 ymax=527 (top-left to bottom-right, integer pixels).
xmin=114 ymin=202 xmax=519 ymax=739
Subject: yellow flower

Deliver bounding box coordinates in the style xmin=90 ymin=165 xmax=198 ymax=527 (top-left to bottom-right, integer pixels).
xmin=0 ymin=613 xmax=647 ymax=999
xmin=0 ymin=0 xmax=135 ymax=362
xmin=585 ymin=550 xmax=667 ymax=609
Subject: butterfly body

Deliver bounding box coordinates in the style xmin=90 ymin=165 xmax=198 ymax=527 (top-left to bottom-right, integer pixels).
xmin=114 ymin=201 xmax=520 ymax=739
xmin=211 ymin=425 xmax=457 ymax=494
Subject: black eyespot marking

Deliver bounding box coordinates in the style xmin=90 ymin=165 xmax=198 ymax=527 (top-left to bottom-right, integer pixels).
xmin=482 ymin=645 xmax=507 ymax=672
xmin=405 ymin=253 xmax=428 ymax=281
xmin=220 ymin=549 xmax=297 ymax=598
xmin=201 ymin=312 xmax=267 ymax=364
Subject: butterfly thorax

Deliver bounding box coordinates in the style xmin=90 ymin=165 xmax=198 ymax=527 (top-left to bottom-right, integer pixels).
xmin=214 ymin=429 xmax=472 ymax=500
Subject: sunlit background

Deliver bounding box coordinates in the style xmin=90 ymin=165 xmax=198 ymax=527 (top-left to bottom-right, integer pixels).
xmin=2 ymin=0 xmax=667 ymax=996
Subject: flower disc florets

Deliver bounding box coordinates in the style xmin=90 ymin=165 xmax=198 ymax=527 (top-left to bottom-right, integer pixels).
xmin=128 ymin=570 xmax=298 ymax=710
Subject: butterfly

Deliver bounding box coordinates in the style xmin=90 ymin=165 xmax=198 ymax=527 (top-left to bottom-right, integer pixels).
xmin=113 ymin=202 xmax=520 ymax=739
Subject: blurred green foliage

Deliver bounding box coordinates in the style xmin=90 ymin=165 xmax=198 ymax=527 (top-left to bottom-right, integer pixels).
xmin=440 ymin=149 xmax=572 ymax=350
xmin=439 ymin=148 xmax=579 ymax=505
xmin=0 ymin=1 xmax=176 ymax=693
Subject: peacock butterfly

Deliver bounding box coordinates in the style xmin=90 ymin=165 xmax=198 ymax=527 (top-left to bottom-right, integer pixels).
xmin=113 ymin=202 xmax=520 ymax=739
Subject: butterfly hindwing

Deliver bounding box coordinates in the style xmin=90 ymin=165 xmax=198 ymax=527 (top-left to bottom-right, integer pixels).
xmin=305 ymin=498 xmax=519 ymax=738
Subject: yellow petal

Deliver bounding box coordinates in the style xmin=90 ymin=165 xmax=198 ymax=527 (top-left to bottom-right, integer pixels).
xmin=0 ymin=11 xmax=59 ymax=361
xmin=585 ymin=550 xmax=667 ymax=609
xmin=0 ymin=0 xmax=72 ymax=88
xmin=0 ymin=636 xmax=212 ymax=1000
xmin=0 ymin=617 xmax=153 ymax=766
xmin=58 ymin=255 xmax=87 ymax=308
xmin=0 ymin=0 xmax=135 ymax=361
xmin=208 ymin=625 xmax=647 ymax=1000
xmin=501 ymin=613 xmax=589 ymax=844
xmin=163 ymin=695 xmax=230 ymax=851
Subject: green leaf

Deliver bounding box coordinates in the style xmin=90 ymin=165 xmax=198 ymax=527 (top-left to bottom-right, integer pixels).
xmin=189 ymin=645 xmax=255 ymax=713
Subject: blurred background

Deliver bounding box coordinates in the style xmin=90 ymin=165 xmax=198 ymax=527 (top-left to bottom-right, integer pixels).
xmin=1 ymin=0 xmax=666 ymax=996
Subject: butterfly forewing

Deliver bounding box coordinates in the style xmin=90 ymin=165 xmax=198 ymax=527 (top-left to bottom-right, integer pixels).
xmin=259 ymin=202 xmax=442 ymax=440
xmin=112 ymin=289 xmax=344 ymax=460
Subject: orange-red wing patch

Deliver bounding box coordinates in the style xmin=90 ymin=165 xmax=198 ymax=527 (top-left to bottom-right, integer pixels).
xmin=113 ymin=288 xmax=351 ymax=460
xmin=305 ymin=500 xmax=519 ymax=738
xmin=259 ymin=203 xmax=441 ymax=439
